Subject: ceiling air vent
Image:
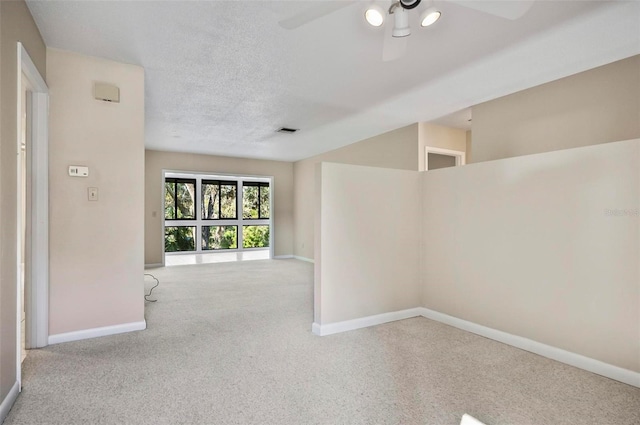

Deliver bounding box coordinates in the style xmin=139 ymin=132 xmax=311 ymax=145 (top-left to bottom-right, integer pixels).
xmin=277 ymin=127 xmax=299 ymax=134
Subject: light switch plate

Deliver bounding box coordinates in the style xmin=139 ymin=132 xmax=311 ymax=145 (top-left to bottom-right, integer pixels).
xmin=88 ymin=187 xmax=98 ymax=201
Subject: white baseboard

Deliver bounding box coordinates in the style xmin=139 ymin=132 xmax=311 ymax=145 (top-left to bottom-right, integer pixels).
xmin=311 ymin=307 xmax=639 ymax=387
xmin=273 ymin=255 xmax=293 ymax=259
xmin=312 ymin=308 xmax=423 ymax=336
xmin=48 ymin=320 xmax=147 ymax=345
xmin=144 ymin=263 xmax=163 ymax=269
xmin=0 ymin=381 xmax=19 ymax=423
xmin=294 ymin=256 xmax=314 ymax=263
xmin=419 ymin=307 xmax=640 ymax=388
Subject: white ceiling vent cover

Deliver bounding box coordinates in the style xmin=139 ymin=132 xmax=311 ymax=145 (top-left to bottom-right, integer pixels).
xmin=94 ymin=82 xmax=120 ymax=103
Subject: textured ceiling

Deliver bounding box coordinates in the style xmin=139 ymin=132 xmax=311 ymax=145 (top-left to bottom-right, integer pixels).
xmin=27 ymin=1 xmax=640 ymax=161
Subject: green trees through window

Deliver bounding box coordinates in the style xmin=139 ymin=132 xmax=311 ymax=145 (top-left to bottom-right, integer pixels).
xmin=164 ymin=178 xmax=197 ymax=252
xmin=202 ymin=180 xmax=237 ymax=220
xmin=243 ymin=226 xmax=269 ymax=248
xmin=165 ymin=226 xmax=195 ymax=252
xmin=202 ymin=226 xmax=238 ymax=250
xmin=164 ymin=176 xmax=270 ymax=252
xmin=165 ymin=178 xmax=195 ymax=219
xmin=243 ymin=183 xmax=270 ymax=219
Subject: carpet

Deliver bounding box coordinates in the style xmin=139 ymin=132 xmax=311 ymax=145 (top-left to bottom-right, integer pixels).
xmin=4 ymin=259 xmax=639 ymax=424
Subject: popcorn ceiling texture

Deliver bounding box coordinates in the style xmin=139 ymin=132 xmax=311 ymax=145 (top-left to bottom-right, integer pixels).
xmin=26 ymin=1 xmax=640 ymax=161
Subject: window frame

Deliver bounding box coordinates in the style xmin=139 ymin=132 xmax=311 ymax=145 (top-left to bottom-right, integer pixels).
xmin=242 ymin=181 xmax=270 ymax=220
xmin=164 ymin=225 xmax=197 ymax=252
xmin=164 ymin=177 xmax=197 ymax=221
xmin=201 ymin=179 xmax=238 ymax=220
xmin=201 ymin=225 xmax=239 ymax=251
xmin=161 ymin=171 xmax=274 ymax=262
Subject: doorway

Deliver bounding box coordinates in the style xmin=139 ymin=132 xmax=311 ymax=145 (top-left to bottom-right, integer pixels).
xmin=17 ymin=42 xmax=49 ymax=389
xmin=19 ymin=72 xmax=32 ymax=365
xmin=425 ymin=147 xmax=466 ymax=170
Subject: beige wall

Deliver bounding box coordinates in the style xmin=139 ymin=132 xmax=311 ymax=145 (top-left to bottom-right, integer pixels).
xmin=0 ymin=0 xmax=45 ymax=406
xmin=316 ymin=162 xmax=421 ymax=324
xmin=472 ymin=55 xmax=640 ymax=163
xmin=294 ymin=124 xmax=420 ymax=260
xmin=47 ymin=49 xmax=145 ymax=335
xmin=145 ymin=150 xmax=294 ymax=264
xmin=418 ymin=123 xmax=467 ymax=171
xmin=421 ymin=139 xmax=639 ymax=372
xmin=465 ymin=130 xmax=472 ymax=163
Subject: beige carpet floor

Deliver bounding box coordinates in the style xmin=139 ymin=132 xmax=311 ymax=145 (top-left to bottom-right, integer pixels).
xmin=4 ymin=259 xmax=640 ymax=424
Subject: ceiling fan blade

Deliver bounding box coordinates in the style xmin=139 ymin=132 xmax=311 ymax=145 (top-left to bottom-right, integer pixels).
xmin=448 ymin=0 xmax=535 ymax=20
xmin=279 ymin=1 xmax=357 ymax=30
xmin=382 ymin=20 xmax=408 ymax=62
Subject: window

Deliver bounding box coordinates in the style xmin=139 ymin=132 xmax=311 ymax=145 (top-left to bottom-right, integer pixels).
xmin=165 ymin=226 xmax=196 ymax=252
xmin=243 ymin=182 xmax=270 ymax=219
xmin=202 ymin=226 xmax=238 ymax=250
xmin=243 ymin=225 xmax=269 ymax=248
xmin=165 ymin=178 xmax=196 ymax=220
xmin=164 ymin=174 xmax=271 ymax=256
xmin=202 ymin=180 xmax=237 ymax=219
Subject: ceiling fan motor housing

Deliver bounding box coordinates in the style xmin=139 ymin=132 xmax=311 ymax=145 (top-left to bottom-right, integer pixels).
xmin=399 ymin=0 xmax=422 ymax=10
xmin=392 ymin=7 xmax=411 ymax=37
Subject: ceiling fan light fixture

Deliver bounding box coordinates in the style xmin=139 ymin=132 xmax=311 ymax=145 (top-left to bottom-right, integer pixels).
xmin=392 ymin=7 xmax=411 ymax=37
xmin=364 ymin=5 xmax=385 ymax=27
xmin=420 ymin=8 xmax=441 ymax=27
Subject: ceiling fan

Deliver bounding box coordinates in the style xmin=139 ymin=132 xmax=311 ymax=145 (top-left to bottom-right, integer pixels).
xmin=279 ymin=0 xmax=535 ymax=62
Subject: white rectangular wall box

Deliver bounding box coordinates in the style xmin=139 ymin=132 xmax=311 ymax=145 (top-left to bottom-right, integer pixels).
xmin=94 ymin=82 xmax=120 ymax=103
xmin=68 ymin=166 xmax=89 ymax=177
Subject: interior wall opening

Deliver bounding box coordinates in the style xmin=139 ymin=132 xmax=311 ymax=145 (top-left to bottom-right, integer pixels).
xmin=20 ymin=72 xmax=33 ymax=365
xmin=16 ymin=43 xmax=51 ymax=393
xmin=425 ymin=147 xmax=466 ymax=171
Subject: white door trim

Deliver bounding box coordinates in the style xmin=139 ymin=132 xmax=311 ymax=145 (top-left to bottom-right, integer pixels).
xmin=425 ymin=146 xmax=466 ymax=170
xmin=17 ymin=42 xmax=49 ymax=389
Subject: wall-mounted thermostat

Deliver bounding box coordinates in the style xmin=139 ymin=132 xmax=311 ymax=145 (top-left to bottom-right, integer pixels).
xmin=69 ymin=166 xmax=89 ymax=177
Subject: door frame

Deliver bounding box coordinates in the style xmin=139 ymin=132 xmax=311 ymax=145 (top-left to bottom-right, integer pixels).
xmin=16 ymin=42 xmax=49 ymax=388
xmin=425 ymin=146 xmax=466 ymax=170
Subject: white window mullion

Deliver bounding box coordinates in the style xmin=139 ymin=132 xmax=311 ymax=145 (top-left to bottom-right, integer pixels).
xmin=195 ymin=175 xmax=202 ymax=253
xmin=237 ymin=178 xmax=244 ymax=251
xmin=269 ymin=176 xmax=274 ymax=257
